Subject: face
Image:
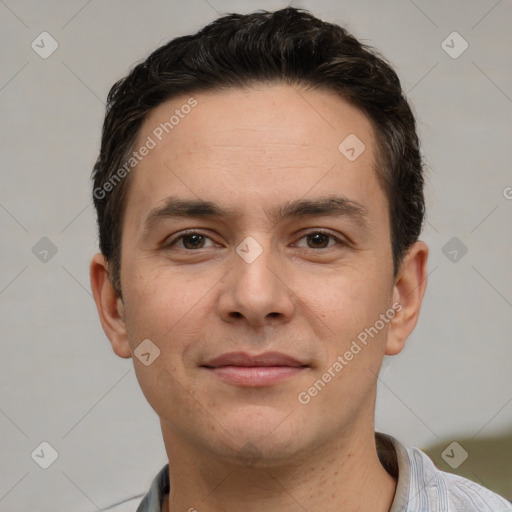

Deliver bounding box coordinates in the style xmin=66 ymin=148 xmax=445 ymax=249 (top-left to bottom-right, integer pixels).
xmin=92 ymin=84 xmax=427 ymax=465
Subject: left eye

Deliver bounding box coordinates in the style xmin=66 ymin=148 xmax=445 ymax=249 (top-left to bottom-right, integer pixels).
xmin=295 ymin=232 xmax=340 ymax=249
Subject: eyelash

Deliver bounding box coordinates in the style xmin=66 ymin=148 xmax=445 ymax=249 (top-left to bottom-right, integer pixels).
xmin=165 ymin=229 xmax=346 ymax=250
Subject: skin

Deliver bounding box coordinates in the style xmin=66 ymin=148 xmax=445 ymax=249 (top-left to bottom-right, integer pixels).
xmin=91 ymin=84 xmax=428 ymax=511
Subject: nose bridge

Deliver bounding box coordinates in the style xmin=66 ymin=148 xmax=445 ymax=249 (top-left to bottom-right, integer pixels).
xmin=220 ymin=233 xmax=294 ymax=324
xmin=235 ymin=233 xmax=279 ymax=295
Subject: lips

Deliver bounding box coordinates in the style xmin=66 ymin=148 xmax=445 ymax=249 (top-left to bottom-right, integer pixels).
xmin=201 ymin=352 xmax=308 ymax=387
xmin=201 ymin=351 xmax=306 ymax=368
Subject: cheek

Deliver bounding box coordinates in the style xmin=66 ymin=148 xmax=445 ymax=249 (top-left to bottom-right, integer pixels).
xmin=303 ymin=270 xmax=393 ymax=391
xmin=124 ymin=265 xmax=192 ymax=330
xmin=123 ymin=271 xmax=206 ymax=416
xmin=122 ymin=264 xmax=223 ymax=370
xmin=309 ymin=266 xmax=389 ymax=329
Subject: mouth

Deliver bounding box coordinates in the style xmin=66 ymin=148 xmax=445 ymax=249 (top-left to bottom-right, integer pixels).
xmin=200 ymin=352 xmax=309 ymax=387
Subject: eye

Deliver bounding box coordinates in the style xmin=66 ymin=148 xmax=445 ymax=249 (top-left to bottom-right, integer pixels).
xmin=295 ymin=231 xmax=343 ymax=249
xmin=167 ymin=231 xmax=217 ymax=250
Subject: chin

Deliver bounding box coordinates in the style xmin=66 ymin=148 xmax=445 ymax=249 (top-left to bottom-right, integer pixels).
xmin=213 ymin=408 xmax=311 ymax=462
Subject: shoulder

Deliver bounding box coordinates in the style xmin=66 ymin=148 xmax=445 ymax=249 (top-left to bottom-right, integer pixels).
xmin=406 ymin=445 xmax=512 ymax=511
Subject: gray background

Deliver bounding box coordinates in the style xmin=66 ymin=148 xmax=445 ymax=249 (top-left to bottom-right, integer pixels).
xmin=1 ymin=0 xmax=511 ymax=510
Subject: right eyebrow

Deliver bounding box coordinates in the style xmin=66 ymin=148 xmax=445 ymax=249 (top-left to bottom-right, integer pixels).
xmin=142 ymin=197 xmax=241 ymax=236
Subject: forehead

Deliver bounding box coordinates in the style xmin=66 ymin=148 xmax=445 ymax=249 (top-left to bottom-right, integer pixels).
xmin=125 ymin=84 xmax=385 ymax=224
xmin=142 ymin=85 xmax=374 ymax=156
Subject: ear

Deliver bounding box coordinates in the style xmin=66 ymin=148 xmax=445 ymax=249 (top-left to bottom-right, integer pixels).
xmin=385 ymin=241 xmax=429 ymax=356
xmin=90 ymin=253 xmax=132 ymax=359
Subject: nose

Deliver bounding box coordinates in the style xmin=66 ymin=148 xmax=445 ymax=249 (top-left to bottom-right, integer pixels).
xmin=216 ymin=236 xmax=296 ymax=327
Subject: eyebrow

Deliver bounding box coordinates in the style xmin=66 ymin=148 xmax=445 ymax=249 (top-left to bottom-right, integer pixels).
xmin=142 ymin=195 xmax=368 ymax=236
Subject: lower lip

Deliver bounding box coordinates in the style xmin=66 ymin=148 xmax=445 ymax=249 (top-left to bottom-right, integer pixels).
xmin=206 ymin=366 xmax=306 ymax=386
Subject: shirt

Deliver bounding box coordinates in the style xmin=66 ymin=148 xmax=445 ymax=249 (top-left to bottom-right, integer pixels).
xmin=134 ymin=433 xmax=512 ymax=511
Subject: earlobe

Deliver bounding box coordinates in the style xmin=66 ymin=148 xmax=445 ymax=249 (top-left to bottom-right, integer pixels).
xmin=90 ymin=253 xmax=132 ymax=359
xmin=385 ymin=241 xmax=429 ymax=356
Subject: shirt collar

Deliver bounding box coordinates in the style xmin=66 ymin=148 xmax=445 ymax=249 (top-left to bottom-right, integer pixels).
xmin=376 ymin=432 xmax=411 ymax=511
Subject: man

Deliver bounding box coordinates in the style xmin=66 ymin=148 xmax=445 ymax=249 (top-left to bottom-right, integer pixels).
xmin=89 ymin=7 xmax=512 ymax=511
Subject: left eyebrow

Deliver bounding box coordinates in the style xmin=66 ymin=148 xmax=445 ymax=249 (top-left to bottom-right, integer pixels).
xmin=142 ymin=194 xmax=369 ymax=237
xmin=271 ymin=196 xmax=369 ymax=228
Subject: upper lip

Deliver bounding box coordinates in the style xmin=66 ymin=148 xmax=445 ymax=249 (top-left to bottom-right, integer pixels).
xmin=201 ymin=352 xmax=307 ymax=368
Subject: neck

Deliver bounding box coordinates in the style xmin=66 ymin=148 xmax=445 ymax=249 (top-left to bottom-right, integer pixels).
xmin=161 ymin=426 xmax=397 ymax=512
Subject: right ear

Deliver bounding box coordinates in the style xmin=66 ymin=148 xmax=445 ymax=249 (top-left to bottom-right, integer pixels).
xmin=90 ymin=253 xmax=132 ymax=358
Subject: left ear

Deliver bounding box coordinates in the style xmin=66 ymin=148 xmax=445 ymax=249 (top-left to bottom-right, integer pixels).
xmin=385 ymin=241 xmax=429 ymax=356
